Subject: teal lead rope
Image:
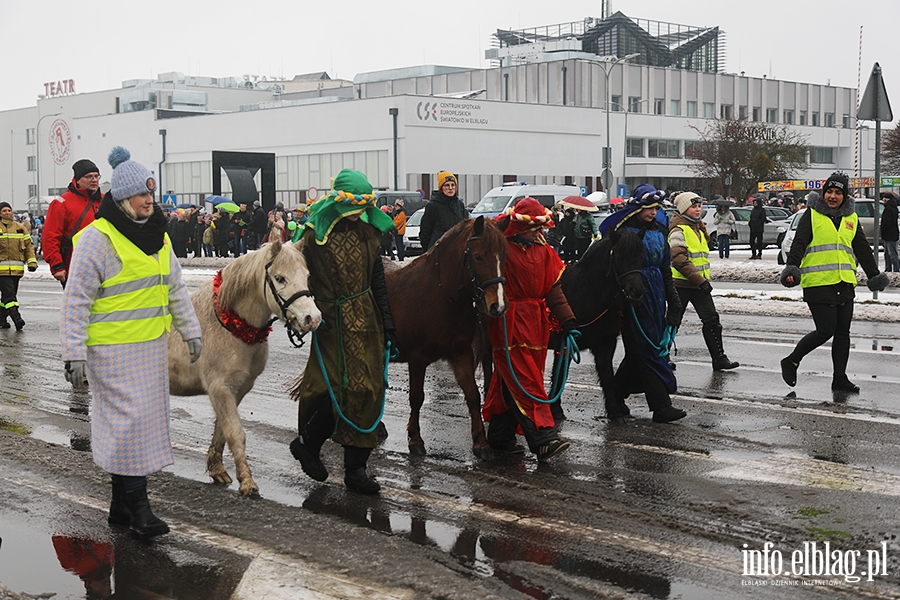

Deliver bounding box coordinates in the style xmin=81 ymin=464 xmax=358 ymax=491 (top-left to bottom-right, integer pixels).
xmin=627 ymin=305 xmax=677 ymax=357
xmin=501 ymin=314 xmax=581 ymax=405
xmin=311 ymin=320 xmax=398 ymax=435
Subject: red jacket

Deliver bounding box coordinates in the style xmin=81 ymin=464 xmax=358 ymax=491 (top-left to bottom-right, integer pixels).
xmin=42 ymin=180 xmax=101 ymax=275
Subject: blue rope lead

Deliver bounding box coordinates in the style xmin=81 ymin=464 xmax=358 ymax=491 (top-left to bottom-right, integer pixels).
xmin=311 ymin=329 xmax=392 ymax=434
xmin=626 ymin=305 xmax=677 ymax=357
xmin=501 ymin=314 xmax=581 ymax=405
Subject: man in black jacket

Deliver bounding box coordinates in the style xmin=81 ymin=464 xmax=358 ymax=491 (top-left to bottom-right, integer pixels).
xmin=880 ymin=192 xmax=899 ymax=272
xmin=248 ymin=201 xmax=267 ymax=250
xmin=420 ymin=171 xmax=468 ymax=250
xmin=748 ymin=197 xmax=767 ymax=259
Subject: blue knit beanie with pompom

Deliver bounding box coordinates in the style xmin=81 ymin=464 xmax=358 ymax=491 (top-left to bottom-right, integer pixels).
xmin=108 ymin=146 xmax=156 ymax=201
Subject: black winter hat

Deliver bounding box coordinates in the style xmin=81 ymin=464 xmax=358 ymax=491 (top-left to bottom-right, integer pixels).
xmin=822 ymin=171 xmax=850 ymax=196
xmin=0 ymin=201 xmax=11 ymax=212
xmin=72 ymin=159 xmax=100 ymax=180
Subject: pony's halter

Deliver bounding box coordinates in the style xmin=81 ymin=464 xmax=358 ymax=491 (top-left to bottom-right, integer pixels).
xmin=264 ymin=258 xmax=314 ymax=347
xmin=435 ymin=235 xmax=506 ymax=309
xmin=608 ymin=247 xmax=643 ymax=302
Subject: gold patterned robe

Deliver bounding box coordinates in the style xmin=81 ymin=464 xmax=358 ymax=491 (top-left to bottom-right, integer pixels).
xmin=297 ymin=223 xmax=385 ymax=448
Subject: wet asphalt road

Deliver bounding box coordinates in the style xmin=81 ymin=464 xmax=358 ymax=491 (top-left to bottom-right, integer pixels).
xmin=2 ymin=274 xmax=900 ymax=599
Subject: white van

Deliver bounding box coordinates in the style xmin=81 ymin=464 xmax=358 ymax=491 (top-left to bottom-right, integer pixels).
xmin=470 ymin=183 xmax=583 ymax=218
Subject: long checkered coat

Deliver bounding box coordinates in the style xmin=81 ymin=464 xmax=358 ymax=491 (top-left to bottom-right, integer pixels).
xmin=60 ymin=226 xmax=201 ymax=476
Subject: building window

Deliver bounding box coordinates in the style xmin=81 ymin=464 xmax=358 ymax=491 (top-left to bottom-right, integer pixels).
xmin=824 ymin=112 xmax=835 ymax=127
xmin=28 ymin=184 xmax=37 ymax=197
xmin=626 ymin=138 xmax=644 ymax=157
xmin=648 ymin=139 xmax=680 ymax=158
xmin=739 ymin=105 xmax=748 ymax=119
xmin=628 ymin=96 xmax=642 ymax=113
xmin=703 ymin=102 xmax=715 ymax=118
xmin=842 ymin=114 xmax=852 ymax=128
xmin=654 ymin=99 xmax=665 ymax=115
xmin=611 ymin=95 xmax=622 ymax=111
xmin=670 ymin=100 xmax=680 ymax=116
xmin=810 ymin=147 xmax=835 ymax=164
xmin=26 ymin=129 xmax=35 ymax=145
xmin=812 ymin=112 xmax=819 ymax=126
xmin=720 ymin=104 xmax=733 ymax=119
xmin=684 ymin=140 xmax=701 ymax=158
xmin=799 ymin=110 xmax=807 ymax=125
xmin=26 ymin=156 xmax=35 ymax=172
xmin=752 ymin=107 xmax=761 ymax=122
xmin=686 ymin=101 xmax=697 ymax=117
xmin=783 ymin=110 xmax=794 ymax=124
xmin=766 ymin=108 xmax=778 ymax=123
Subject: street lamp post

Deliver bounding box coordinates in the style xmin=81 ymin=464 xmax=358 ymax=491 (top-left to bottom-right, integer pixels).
xmin=35 ymin=112 xmax=61 ymax=200
xmin=601 ymin=53 xmax=639 ymax=195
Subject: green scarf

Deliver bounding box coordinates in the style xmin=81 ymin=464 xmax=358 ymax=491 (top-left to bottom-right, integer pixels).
xmin=304 ymin=169 xmax=395 ymax=244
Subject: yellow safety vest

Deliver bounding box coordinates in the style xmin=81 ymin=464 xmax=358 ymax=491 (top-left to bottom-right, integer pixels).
xmin=75 ymin=218 xmax=172 ymax=346
xmin=671 ymin=224 xmax=710 ymax=282
xmin=799 ymin=210 xmax=858 ymax=288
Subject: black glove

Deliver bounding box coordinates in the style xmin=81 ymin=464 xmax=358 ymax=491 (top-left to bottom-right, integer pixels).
xmin=27 ymin=263 xmax=37 ymax=272
xmin=867 ymin=271 xmax=890 ymax=292
xmin=780 ymin=265 xmax=801 ymax=288
xmin=699 ymin=280 xmax=713 ymax=294
xmin=666 ymin=310 xmax=683 ymax=328
xmin=385 ymin=328 xmax=399 ymax=351
xmin=562 ymin=319 xmax=578 ymax=334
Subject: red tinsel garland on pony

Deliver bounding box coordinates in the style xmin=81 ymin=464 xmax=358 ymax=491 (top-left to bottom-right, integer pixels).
xmin=212 ymin=270 xmax=272 ymax=344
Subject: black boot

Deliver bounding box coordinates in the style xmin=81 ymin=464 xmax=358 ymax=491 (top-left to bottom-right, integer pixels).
xmin=290 ymin=435 xmax=328 ymax=481
xmin=8 ymin=306 xmax=24 ymax=331
xmin=108 ymin=475 xmax=131 ymax=526
xmin=123 ymin=485 xmax=169 ymax=539
xmin=0 ymin=306 xmax=11 ymax=329
xmin=703 ymin=323 xmax=739 ymax=371
xmin=343 ymin=446 xmax=380 ymax=494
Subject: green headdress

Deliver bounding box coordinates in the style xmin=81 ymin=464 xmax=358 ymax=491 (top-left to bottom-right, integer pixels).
xmin=304 ymin=169 xmax=395 ymax=244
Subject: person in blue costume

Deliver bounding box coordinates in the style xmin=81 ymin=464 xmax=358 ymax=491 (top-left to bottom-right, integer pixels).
xmin=598 ymin=184 xmax=687 ymax=424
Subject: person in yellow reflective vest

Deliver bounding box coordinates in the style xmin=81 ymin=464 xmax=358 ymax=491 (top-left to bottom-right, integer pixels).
xmin=668 ymin=192 xmax=739 ymax=371
xmin=60 ymin=147 xmax=202 ymax=539
xmin=0 ymin=201 xmax=38 ymax=329
xmin=780 ymin=172 xmax=888 ymax=393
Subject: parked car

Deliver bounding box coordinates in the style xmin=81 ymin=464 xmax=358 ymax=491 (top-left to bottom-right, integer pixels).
xmin=403 ymin=208 xmax=425 ymax=256
xmin=376 ymin=190 xmax=427 ymax=215
xmin=470 ymin=183 xmax=582 ymax=219
xmin=778 ymin=209 xmax=804 ymax=264
xmin=703 ymin=206 xmax=790 ymax=248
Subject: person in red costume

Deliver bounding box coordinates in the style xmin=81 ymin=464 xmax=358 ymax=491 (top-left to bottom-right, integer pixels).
xmin=42 ymin=158 xmax=103 ymax=287
xmin=482 ymin=197 xmax=578 ymax=461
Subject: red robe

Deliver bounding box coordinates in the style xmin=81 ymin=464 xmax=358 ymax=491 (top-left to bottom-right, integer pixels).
xmin=483 ymin=239 xmax=566 ymax=429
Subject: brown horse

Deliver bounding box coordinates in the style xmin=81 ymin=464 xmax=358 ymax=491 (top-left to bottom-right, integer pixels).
xmin=386 ymin=216 xmax=508 ymax=459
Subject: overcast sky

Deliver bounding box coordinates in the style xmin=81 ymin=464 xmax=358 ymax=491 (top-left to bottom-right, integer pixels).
xmin=2 ymin=0 xmax=896 ymax=121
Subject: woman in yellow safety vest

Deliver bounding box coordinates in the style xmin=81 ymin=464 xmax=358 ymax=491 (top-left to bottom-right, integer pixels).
xmin=780 ymin=172 xmax=888 ymax=393
xmin=60 ymin=147 xmax=202 ymax=540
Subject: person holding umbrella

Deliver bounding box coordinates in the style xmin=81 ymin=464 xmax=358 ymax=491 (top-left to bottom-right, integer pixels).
xmin=559 ymin=196 xmax=598 ymax=263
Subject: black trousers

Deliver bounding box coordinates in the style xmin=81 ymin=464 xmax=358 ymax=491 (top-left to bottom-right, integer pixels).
xmin=749 ymin=229 xmax=764 ymax=257
xmin=486 ymin=380 xmax=559 ymax=453
xmin=675 ymin=287 xmax=720 ymax=327
xmin=788 ymin=301 xmax=854 ymax=378
xmin=0 ymin=276 xmax=20 ymax=308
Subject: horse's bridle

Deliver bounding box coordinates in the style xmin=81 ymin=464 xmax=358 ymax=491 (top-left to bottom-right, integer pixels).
xmin=435 ymin=235 xmax=506 ymax=309
xmin=608 ymin=246 xmax=643 ymax=302
xmin=264 ymin=258 xmax=314 ymax=347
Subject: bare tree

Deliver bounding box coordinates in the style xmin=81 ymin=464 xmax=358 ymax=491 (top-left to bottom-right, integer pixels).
xmin=687 ymin=118 xmax=810 ymax=199
xmin=883 ymin=126 xmax=900 ymax=176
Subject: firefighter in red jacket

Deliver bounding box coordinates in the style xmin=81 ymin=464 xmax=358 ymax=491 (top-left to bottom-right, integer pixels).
xmin=42 ymin=159 xmax=102 ymax=287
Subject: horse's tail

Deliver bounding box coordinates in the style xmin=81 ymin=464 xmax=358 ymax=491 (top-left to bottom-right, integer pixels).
xmin=288 ymin=371 xmax=305 ymax=402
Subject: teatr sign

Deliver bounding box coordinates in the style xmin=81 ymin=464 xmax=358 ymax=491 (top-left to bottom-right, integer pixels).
xmin=43 ymin=80 xmax=75 ymax=98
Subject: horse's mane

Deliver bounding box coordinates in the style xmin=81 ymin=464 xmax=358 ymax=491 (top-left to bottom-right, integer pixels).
xmin=569 ymin=228 xmax=643 ymax=277
xmin=428 ymin=217 xmax=509 ymax=261
xmin=217 ymin=240 xmax=305 ymax=308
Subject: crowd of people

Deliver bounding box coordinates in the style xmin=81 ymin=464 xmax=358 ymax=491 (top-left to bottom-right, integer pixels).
xmin=2 ymin=154 xmax=896 ymax=540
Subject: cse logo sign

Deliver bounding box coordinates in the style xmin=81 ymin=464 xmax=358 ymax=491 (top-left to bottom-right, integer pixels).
xmin=417 ymin=102 xmax=438 ymax=121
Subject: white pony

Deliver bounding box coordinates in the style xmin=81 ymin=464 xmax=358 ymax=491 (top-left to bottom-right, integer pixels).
xmin=168 ymin=239 xmax=321 ymax=496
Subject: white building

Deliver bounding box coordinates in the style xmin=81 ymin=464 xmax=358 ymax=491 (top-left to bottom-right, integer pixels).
xmin=0 ymin=14 xmax=875 ymax=212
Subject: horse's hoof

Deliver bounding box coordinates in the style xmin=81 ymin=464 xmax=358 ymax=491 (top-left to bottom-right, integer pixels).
xmin=609 ymin=417 xmax=628 ymax=425
xmin=239 ymin=484 xmax=260 ymax=497
xmin=408 ymin=444 xmax=427 ymax=456
xmin=473 ymin=448 xmax=492 ymax=461
xmin=210 ymin=472 xmax=233 ymax=485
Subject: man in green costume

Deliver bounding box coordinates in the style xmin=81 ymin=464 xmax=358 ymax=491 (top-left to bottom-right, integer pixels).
xmin=290 ymin=169 xmax=397 ymax=494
